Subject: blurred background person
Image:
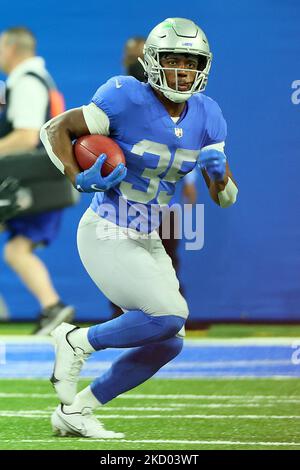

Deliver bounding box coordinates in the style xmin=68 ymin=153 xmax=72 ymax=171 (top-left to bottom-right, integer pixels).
xmin=110 ymin=36 xmax=198 ymax=318
xmin=0 ymin=177 xmax=19 ymax=320
xmin=0 ymin=27 xmax=74 ymax=335
xmin=123 ymin=36 xmax=146 ymax=83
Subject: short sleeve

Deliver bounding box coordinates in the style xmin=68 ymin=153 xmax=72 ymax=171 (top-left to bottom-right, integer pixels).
xmin=91 ymin=76 xmax=132 ymax=132
xmin=82 ymin=103 xmax=110 ymax=135
xmin=8 ymin=76 xmax=48 ymax=130
xmin=202 ymin=98 xmax=227 ymax=147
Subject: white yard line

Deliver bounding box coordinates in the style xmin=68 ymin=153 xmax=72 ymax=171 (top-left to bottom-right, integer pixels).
xmin=0 ymin=336 xmax=299 ymax=345
xmin=1 ymin=392 xmax=300 ymax=400
xmin=0 ymin=336 xmax=53 ymax=343
xmin=50 ymin=404 xmax=277 ymax=409
xmin=1 ymin=411 xmax=300 ymax=419
xmin=119 ymin=394 xmax=300 ymax=400
xmin=183 ymin=338 xmax=300 ymax=346
xmin=0 ymin=438 xmax=300 ymax=447
xmin=1 ymin=375 xmax=299 ymax=380
xmin=0 ymin=393 xmax=56 ymax=398
xmin=165 ymin=360 xmax=294 ymax=368
xmin=2 ymin=360 xmax=296 ymax=368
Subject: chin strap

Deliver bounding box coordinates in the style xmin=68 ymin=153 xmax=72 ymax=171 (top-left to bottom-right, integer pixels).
xmin=163 ymin=89 xmax=192 ymax=103
xmin=159 ymin=69 xmax=193 ymax=103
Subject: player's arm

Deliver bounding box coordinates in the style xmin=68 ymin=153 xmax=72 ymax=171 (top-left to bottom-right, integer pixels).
xmin=182 ymin=169 xmax=197 ymax=205
xmin=40 ymin=105 xmax=126 ymax=192
xmin=199 ymin=99 xmax=238 ymax=207
xmin=40 ymin=108 xmax=89 ymax=185
xmin=199 ymin=148 xmax=238 ymax=208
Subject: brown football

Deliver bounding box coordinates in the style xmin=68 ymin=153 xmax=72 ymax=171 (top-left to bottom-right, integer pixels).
xmin=74 ymin=135 xmax=126 ymax=176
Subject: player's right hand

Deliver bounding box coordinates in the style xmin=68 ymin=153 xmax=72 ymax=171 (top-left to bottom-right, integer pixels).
xmin=75 ymin=154 xmax=127 ymax=193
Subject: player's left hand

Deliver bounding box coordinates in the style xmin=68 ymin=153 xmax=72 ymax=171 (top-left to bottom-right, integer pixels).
xmin=75 ymin=154 xmax=127 ymax=193
xmin=198 ymin=149 xmax=226 ymax=182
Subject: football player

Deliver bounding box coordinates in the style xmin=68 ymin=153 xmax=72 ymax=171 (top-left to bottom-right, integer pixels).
xmin=110 ymin=35 xmax=198 ymax=319
xmin=41 ymin=18 xmax=238 ymax=438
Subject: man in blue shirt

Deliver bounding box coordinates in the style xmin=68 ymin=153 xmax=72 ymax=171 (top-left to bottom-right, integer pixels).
xmin=41 ymin=17 xmax=238 ymax=439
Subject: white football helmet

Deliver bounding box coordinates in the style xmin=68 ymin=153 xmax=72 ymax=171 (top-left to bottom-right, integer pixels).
xmin=140 ymin=18 xmax=212 ymax=103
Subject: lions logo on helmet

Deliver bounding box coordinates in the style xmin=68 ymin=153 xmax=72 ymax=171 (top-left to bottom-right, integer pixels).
xmin=139 ymin=17 xmax=212 ymax=103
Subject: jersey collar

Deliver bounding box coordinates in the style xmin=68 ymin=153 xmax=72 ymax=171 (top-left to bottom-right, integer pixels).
xmin=146 ymin=83 xmax=194 ymax=129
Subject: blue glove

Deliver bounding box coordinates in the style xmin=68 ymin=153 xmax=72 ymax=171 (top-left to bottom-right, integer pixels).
xmin=198 ymin=149 xmax=227 ymax=182
xmin=75 ymin=154 xmax=127 ymax=193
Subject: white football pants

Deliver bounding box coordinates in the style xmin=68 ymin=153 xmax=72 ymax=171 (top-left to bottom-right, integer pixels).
xmin=77 ymin=208 xmax=189 ymax=330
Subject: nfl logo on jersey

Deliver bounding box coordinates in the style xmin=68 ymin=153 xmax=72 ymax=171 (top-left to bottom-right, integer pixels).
xmin=174 ymin=127 xmax=183 ymax=138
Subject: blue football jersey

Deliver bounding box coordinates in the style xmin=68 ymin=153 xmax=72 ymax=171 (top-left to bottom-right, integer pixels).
xmin=90 ymin=76 xmax=227 ymax=233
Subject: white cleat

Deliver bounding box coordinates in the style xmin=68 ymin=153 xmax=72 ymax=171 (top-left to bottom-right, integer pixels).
xmin=51 ymin=404 xmax=125 ymax=439
xmin=50 ymin=323 xmax=90 ymax=405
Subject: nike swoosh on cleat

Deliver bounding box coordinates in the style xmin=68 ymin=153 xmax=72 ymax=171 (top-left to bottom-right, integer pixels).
xmin=59 ymin=415 xmax=86 ymax=436
xmin=115 ymin=79 xmax=122 ymax=89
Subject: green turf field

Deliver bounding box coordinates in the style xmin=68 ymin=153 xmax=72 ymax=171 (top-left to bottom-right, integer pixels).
xmin=2 ymin=322 xmax=300 ymax=337
xmin=1 ymin=323 xmax=300 ymax=450
xmin=1 ymin=378 xmax=300 ymax=450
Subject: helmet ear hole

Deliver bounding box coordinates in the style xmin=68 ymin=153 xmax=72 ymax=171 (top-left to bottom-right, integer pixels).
xmin=198 ymin=55 xmax=208 ymax=71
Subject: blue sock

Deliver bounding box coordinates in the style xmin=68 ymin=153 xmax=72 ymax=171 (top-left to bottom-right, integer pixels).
xmin=90 ymin=336 xmax=184 ymax=404
xmin=88 ymin=310 xmax=185 ymax=350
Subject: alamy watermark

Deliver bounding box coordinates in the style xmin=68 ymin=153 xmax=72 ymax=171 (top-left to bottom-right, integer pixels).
xmin=291 ymin=80 xmax=300 ymax=105
xmin=291 ymin=341 xmax=300 ymax=365
xmin=93 ymin=200 xmax=205 ymax=251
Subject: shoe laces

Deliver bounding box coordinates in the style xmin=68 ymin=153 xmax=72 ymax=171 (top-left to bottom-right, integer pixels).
xmin=68 ymin=348 xmax=90 ymax=382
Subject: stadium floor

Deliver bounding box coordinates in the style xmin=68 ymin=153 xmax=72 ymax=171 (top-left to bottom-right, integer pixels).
xmin=1 ymin=378 xmax=300 ymax=450
xmin=0 ymin=337 xmax=300 ymax=379
xmin=0 ymin=324 xmax=299 ymax=450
